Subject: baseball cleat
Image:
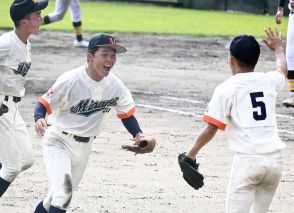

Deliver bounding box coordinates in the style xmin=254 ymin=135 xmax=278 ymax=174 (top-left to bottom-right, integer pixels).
xmin=282 ymin=98 xmax=294 ymax=108
xmin=74 ymin=39 xmax=89 ymax=48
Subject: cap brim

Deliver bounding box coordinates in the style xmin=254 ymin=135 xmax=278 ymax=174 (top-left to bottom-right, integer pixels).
xmin=96 ymin=44 xmax=127 ymax=53
xmin=33 ymin=0 xmax=48 ymax=12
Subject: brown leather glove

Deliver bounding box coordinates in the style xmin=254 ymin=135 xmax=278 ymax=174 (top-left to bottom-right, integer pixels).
xmin=121 ymin=134 xmax=156 ymax=154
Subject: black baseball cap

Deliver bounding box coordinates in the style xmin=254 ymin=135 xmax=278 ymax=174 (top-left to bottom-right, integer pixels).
xmin=88 ymin=33 xmax=127 ymax=53
xmin=229 ymin=35 xmax=260 ymax=66
xmin=10 ymin=0 xmax=48 ymax=23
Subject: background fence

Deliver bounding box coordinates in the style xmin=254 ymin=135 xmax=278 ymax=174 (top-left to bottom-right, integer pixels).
xmin=95 ymin=0 xmax=290 ymax=15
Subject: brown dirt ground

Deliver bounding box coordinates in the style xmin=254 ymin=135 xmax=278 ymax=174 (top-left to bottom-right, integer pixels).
xmin=0 ymin=30 xmax=293 ymax=213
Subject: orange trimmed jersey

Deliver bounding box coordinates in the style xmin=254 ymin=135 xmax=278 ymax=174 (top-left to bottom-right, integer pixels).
xmin=39 ymin=65 xmax=135 ymax=137
xmin=203 ymin=71 xmax=286 ymax=154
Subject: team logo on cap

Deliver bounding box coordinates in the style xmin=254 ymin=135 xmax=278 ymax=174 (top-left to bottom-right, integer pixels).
xmin=109 ymin=38 xmax=116 ymax=45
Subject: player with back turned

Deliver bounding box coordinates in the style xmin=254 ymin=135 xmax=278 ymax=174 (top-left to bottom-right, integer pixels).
xmin=0 ymin=0 xmax=48 ymax=200
xmin=33 ymin=33 xmax=156 ymax=213
xmin=179 ymin=28 xmax=287 ymax=213
xmin=275 ymin=0 xmax=294 ymax=107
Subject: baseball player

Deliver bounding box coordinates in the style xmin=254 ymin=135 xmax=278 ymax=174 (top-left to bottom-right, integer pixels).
xmin=42 ymin=0 xmax=88 ymax=48
xmin=275 ymin=0 xmax=294 ymax=107
xmin=0 ymin=0 xmax=48 ymax=198
xmin=182 ymin=28 xmax=286 ymax=213
xmin=33 ymin=33 xmax=156 ymax=213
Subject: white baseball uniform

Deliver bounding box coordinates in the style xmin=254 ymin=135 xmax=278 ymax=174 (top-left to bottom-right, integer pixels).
xmin=47 ymin=0 xmax=81 ymax=23
xmin=39 ymin=65 xmax=135 ymax=210
xmin=203 ymin=71 xmax=286 ymax=213
xmin=287 ymin=0 xmax=294 ymax=70
xmin=0 ymin=31 xmax=34 ymax=183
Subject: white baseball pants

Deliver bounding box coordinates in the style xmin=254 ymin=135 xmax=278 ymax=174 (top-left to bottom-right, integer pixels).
xmin=226 ymin=151 xmax=282 ymax=213
xmin=48 ymin=0 xmax=82 ymax=23
xmin=42 ymin=126 xmax=93 ymax=210
xmin=287 ymin=8 xmax=294 ymax=70
xmin=0 ymin=98 xmax=34 ymax=183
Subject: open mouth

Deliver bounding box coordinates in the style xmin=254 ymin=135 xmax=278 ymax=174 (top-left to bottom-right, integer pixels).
xmin=104 ymin=66 xmax=111 ymax=72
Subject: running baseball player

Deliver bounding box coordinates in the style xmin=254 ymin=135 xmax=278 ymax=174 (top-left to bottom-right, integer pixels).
xmin=42 ymin=0 xmax=88 ymax=48
xmin=0 ymin=0 xmax=48 ymax=199
xmin=33 ymin=33 xmax=156 ymax=213
xmin=180 ymin=28 xmax=286 ymax=212
xmin=275 ymin=0 xmax=294 ymax=107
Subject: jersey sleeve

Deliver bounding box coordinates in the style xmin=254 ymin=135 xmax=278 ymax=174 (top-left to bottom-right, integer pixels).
xmin=38 ymin=75 xmax=70 ymax=115
xmin=115 ymin=84 xmax=136 ymax=119
xmin=0 ymin=37 xmax=10 ymax=64
xmin=266 ymin=71 xmax=286 ymax=92
xmin=203 ymin=85 xmax=231 ymax=130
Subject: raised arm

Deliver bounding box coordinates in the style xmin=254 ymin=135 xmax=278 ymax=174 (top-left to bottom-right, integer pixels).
xmin=263 ymin=27 xmax=287 ymax=77
xmin=275 ymin=0 xmax=286 ymax=24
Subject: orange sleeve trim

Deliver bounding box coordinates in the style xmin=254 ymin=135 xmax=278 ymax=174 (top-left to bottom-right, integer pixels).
xmin=38 ymin=98 xmax=52 ymax=115
xmin=117 ymin=107 xmax=136 ymax=119
xmin=203 ymin=115 xmax=226 ymax=130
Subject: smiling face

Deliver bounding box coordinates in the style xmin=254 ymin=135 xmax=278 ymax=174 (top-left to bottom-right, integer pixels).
xmin=87 ymin=47 xmax=117 ymax=81
xmin=18 ymin=11 xmax=44 ymax=35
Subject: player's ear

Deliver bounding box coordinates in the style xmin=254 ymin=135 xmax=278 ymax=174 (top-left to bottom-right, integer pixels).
xmin=227 ymin=54 xmax=232 ymax=65
xmin=87 ymin=52 xmax=93 ymax=64
xmin=19 ymin=19 xmax=27 ymax=27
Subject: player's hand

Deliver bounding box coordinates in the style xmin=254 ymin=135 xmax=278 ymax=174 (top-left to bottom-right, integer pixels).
xmin=263 ymin=27 xmax=283 ymax=52
xmin=275 ymin=8 xmax=284 ymax=24
xmin=35 ymin=118 xmax=50 ymax=136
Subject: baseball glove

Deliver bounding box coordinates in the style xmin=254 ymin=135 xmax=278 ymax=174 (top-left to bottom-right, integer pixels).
xmin=121 ymin=134 xmax=156 ymax=154
xmin=0 ymin=103 xmax=8 ymax=116
xmin=178 ymin=153 xmax=204 ymax=190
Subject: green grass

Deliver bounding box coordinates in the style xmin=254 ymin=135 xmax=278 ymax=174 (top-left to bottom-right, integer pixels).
xmin=0 ymin=0 xmax=288 ymax=37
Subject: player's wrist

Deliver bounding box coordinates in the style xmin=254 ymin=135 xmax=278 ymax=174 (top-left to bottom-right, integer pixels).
xmin=135 ymin=132 xmax=144 ymax=138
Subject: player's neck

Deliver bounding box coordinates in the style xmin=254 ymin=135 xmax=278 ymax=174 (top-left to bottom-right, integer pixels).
xmin=14 ymin=28 xmax=29 ymax=44
xmin=232 ymin=65 xmax=254 ymax=75
xmin=86 ymin=66 xmax=104 ymax=82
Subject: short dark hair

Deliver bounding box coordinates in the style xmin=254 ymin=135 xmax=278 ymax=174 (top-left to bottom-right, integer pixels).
xmin=13 ymin=13 xmax=31 ymax=27
xmin=88 ymin=48 xmax=99 ymax=56
xmin=234 ymin=56 xmax=255 ymax=69
xmin=229 ymin=35 xmax=260 ymax=67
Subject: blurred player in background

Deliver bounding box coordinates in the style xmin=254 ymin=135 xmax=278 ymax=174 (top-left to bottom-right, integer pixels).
xmin=43 ymin=0 xmax=88 ymax=48
xmin=0 ymin=0 xmax=48 ymax=199
xmin=275 ymin=0 xmax=294 ymax=107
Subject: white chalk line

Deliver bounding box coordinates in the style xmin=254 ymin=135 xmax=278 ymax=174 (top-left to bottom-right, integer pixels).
xmin=137 ymin=104 xmax=202 ymax=118
xmin=160 ymin=96 xmax=205 ymax=104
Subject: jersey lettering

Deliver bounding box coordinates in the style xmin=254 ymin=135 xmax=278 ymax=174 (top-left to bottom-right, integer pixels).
xmin=249 ymin=92 xmax=267 ymax=121
xmin=14 ymin=62 xmax=31 ymax=77
xmin=70 ymin=97 xmax=118 ymax=117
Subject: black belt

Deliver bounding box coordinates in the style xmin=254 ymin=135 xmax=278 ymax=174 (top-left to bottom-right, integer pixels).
xmin=62 ymin=131 xmax=94 ymax=143
xmin=4 ymin=96 xmax=21 ymax=103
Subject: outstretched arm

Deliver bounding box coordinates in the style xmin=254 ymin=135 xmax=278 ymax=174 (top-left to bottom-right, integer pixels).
xmin=121 ymin=115 xmax=143 ymax=138
xmin=263 ymin=27 xmax=287 ymax=77
xmin=186 ymin=123 xmax=218 ymax=160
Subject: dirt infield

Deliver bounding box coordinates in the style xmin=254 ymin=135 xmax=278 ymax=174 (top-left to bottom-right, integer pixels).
xmin=0 ymin=31 xmax=293 ymax=212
